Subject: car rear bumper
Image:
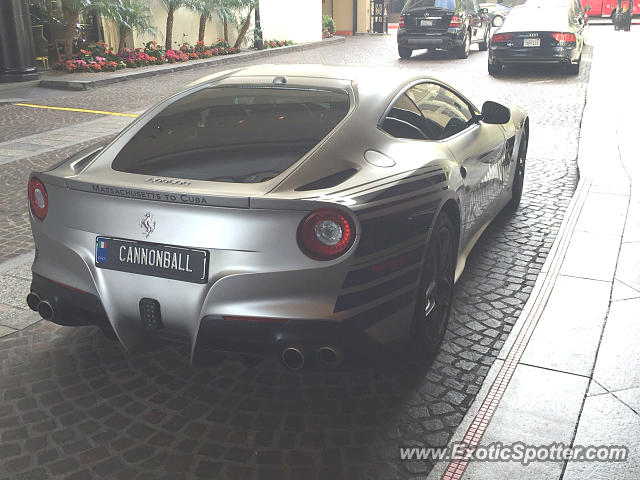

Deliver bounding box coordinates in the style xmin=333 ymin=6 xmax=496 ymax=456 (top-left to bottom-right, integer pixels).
xmin=28 ymin=272 xmax=410 ymax=365
xmin=489 ymin=46 xmax=580 ymax=65
xmin=397 ymin=29 xmax=465 ymax=50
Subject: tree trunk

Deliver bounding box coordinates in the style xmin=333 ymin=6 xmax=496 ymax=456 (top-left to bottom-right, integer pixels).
xmin=165 ymin=7 xmax=174 ymax=51
xmin=198 ymin=13 xmax=206 ymax=43
xmin=233 ymin=8 xmax=254 ymax=49
xmin=118 ymin=26 xmax=128 ymax=54
xmin=64 ymin=12 xmax=79 ymax=59
xmin=223 ymin=18 xmax=228 ymax=42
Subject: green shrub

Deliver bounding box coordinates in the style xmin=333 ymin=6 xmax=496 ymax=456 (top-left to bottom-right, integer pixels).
xmin=322 ymin=14 xmax=336 ymax=34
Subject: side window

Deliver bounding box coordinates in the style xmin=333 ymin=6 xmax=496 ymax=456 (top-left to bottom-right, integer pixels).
xmin=407 ymin=83 xmax=474 ymax=140
xmin=381 ymin=93 xmax=429 ymax=140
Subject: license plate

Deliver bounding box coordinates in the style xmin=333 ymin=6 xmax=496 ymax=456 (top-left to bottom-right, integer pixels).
xmin=95 ymin=237 xmax=208 ymax=284
xmin=421 ymin=19 xmax=434 ymax=26
xmin=523 ymin=38 xmax=541 ymax=47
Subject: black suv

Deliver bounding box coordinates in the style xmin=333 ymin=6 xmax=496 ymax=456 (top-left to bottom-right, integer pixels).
xmin=397 ymin=0 xmax=491 ymax=59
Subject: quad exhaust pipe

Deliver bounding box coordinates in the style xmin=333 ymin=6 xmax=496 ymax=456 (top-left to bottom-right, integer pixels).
xmin=26 ymin=292 xmax=56 ymax=321
xmin=280 ymin=344 xmax=344 ymax=369
xmin=281 ymin=346 xmax=305 ymax=370
xmin=316 ymin=345 xmax=343 ymax=368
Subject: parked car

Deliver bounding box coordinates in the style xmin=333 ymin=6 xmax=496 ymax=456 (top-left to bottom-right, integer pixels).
xmin=27 ymin=65 xmax=528 ymax=369
xmin=479 ymin=2 xmax=512 ymax=27
xmin=397 ymin=0 xmax=492 ymax=59
xmin=488 ymin=0 xmax=587 ymax=75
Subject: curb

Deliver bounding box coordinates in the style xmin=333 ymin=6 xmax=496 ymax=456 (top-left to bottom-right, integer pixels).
xmin=38 ymin=37 xmax=346 ymax=91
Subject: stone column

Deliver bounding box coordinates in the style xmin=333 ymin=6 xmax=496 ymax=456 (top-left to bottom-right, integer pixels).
xmin=0 ymin=0 xmax=40 ymax=82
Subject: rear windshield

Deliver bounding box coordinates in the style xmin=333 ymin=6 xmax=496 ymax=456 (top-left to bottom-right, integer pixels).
xmin=403 ymin=0 xmax=457 ymax=11
xmin=111 ymin=86 xmax=350 ymax=183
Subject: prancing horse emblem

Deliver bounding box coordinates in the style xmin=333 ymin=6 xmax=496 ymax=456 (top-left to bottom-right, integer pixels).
xmin=140 ymin=212 xmax=156 ymax=238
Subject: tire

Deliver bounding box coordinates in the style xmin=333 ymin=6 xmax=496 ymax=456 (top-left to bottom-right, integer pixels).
xmin=455 ymin=32 xmax=471 ymax=59
xmin=488 ymin=61 xmax=501 ymax=76
xmin=398 ymin=46 xmax=413 ymax=59
xmin=409 ymin=213 xmax=457 ymax=359
xmin=567 ymin=56 xmax=580 ymax=75
xmin=479 ymin=25 xmax=490 ymax=51
xmin=492 ymin=15 xmax=504 ymax=27
xmin=505 ymin=128 xmax=527 ymax=213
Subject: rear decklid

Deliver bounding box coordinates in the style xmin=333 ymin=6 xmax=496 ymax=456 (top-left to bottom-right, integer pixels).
xmin=63 ymin=75 xmax=354 ymax=208
xmin=497 ymin=5 xmax=572 ymax=34
xmin=402 ymin=0 xmax=457 ymax=33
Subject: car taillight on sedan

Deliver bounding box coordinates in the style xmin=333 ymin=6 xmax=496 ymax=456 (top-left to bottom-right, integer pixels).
xmin=399 ymin=16 xmax=405 ymax=28
xmin=298 ymin=208 xmax=355 ymax=260
xmin=552 ymin=32 xmax=576 ymax=44
xmin=491 ymin=33 xmax=514 ymax=44
xmin=449 ymin=15 xmax=462 ymax=27
xmin=28 ymin=177 xmax=48 ymax=221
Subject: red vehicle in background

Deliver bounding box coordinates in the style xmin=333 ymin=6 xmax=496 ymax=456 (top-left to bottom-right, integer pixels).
xmin=581 ymin=0 xmax=640 ymax=18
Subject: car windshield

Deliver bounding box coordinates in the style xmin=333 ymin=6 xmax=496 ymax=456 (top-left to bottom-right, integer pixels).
xmin=403 ymin=0 xmax=457 ymax=11
xmin=111 ymin=86 xmax=350 ymax=183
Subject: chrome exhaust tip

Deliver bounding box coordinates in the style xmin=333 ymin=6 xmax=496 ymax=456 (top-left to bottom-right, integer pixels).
xmin=316 ymin=345 xmax=344 ymax=368
xmin=26 ymin=292 xmax=41 ymax=311
xmin=281 ymin=346 xmax=305 ymax=370
xmin=37 ymin=300 xmax=55 ymax=321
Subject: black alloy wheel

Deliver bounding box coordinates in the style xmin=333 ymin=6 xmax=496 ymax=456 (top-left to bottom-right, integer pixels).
xmin=410 ymin=213 xmax=457 ymax=358
xmin=505 ymin=129 xmax=528 ymax=212
xmin=456 ymin=32 xmax=471 ymax=59
xmin=479 ymin=25 xmax=490 ymax=51
xmin=398 ymin=46 xmax=413 ymax=59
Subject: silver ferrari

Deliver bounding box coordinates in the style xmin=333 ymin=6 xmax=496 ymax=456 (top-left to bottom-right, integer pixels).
xmin=27 ymin=65 xmax=528 ymax=369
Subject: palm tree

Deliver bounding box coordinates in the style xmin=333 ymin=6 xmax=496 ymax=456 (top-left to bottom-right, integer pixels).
xmin=61 ymin=0 xmax=93 ymax=57
xmin=232 ymin=0 xmax=257 ymax=49
xmin=95 ymin=0 xmax=157 ymax=53
xmin=187 ymin=0 xmax=217 ymax=43
xmin=159 ymin=0 xmax=188 ymax=50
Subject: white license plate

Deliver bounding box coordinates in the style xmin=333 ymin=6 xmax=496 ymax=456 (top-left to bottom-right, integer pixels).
xmin=421 ymin=19 xmax=434 ymax=26
xmin=523 ymin=38 xmax=541 ymax=47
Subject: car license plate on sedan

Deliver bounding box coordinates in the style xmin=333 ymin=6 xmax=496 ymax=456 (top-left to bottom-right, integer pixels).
xmin=523 ymin=38 xmax=541 ymax=47
xmin=421 ymin=19 xmax=434 ymax=26
xmin=95 ymin=237 xmax=208 ymax=284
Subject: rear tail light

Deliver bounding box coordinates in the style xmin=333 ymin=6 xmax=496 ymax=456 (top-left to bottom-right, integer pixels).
xmin=399 ymin=16 xmax=405 ymax=28
xmin=449 ymin=15 xmax=462 ymax=27
xmin=28 ymin=177 xmax=48 ymax=221
xmin=491 ymin=33 xmax=514 ymax=44
xmin=552 ymin=32 xmax=576 ymax=43
xmin=298 ymin=208 xmax=356 ymax=260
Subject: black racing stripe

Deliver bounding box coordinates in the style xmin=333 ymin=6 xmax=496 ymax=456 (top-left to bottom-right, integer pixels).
xmin=317 ymin=166 xmax=442 ymax=198
xmin=355 ymin=191 xmax=443 ymax=218
xmin=506 ymin=135 xmax=515 ymax=158
xmin=353 ymin=172 xmax=447 ymax=204
xmin=354 ymin=197 xmax=439 ymax=258
xmin=343 ymin=247 xmax=424 ymax=288
xmin=347 ymin=290 xmax=416 ymax=331
xmin=334 ymin=269 xmax=419 ymax=313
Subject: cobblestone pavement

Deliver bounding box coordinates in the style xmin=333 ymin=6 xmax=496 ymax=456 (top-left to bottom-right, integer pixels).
xmin=0 ymin=34 xmax=588 ymax=479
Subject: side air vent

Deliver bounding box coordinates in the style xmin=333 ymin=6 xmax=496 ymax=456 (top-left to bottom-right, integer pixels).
xmin=295 ymin=168 xmax=358 ymax=192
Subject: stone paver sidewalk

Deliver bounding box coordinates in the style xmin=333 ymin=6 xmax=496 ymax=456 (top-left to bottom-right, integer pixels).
xmin=428 ymin=26 xmax=640 ymax=480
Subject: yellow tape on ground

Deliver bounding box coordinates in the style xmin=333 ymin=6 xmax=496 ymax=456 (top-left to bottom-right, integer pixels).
xmin=12 ymin=103 xmax=139 ymax=118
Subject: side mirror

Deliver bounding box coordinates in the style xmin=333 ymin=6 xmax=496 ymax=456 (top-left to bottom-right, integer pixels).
xmin=481 ymin=101 xmax=511 ymax=124
xmin=585 ymin=4 xmax=592 ymax=11
xmin=480 ymin=7 xmax=489 ymax=14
